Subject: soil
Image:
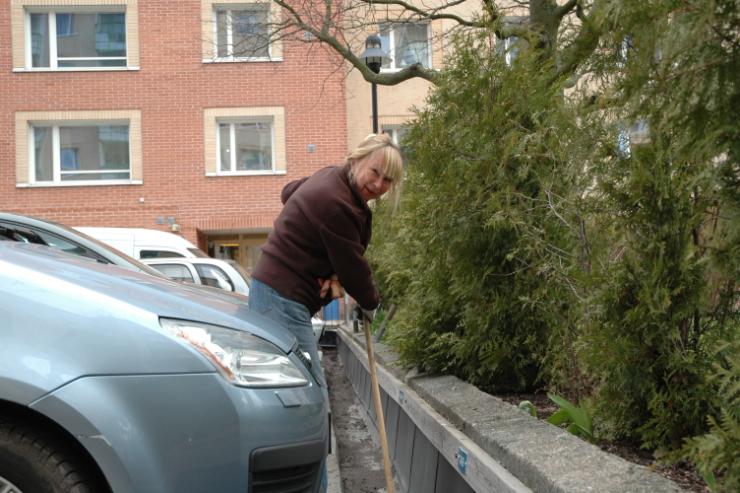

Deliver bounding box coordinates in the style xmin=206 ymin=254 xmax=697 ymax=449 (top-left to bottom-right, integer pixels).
xmin=323 ymin=348 xmax=388 ymax=493
xmin=497 ymin=394 xmax=709 ymax=493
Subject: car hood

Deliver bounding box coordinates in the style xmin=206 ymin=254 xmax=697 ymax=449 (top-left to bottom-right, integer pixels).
xmin=0 ymin=243 xmax=296 ymax=352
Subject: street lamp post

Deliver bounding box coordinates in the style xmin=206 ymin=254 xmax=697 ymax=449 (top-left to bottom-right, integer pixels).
xmin=360 ymin=35 xmax=388 ymax=134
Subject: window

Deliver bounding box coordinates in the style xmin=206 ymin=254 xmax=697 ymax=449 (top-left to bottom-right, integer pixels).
xmin=28 ymin=11 xmax=126 ymax=68
xmin=379 ymin=23 xmax=430 ymax=70
xmin=140 ymin=250 xmax=186 ymax=259
xmin=11 ymin=1 xmax=139 ymax=70
xmin=382 ymin=125 xmax=410 ymax=160
xmin=16 ymin=110 xmax=142 ymax=187
xmin=195 ymin=264 xmax=234 ymax=291
xmin=201 ymin=1 xmax=281 ymax=61
xmin=617 ymin=35 xmax=633 ymax=67
xmin=383 ymin=125 xmax=409 ymax=147
xmin=218 ymin=120 xmax=274 ymax=173
xmin=149 ymin=264 xmax=195 ymax=283
xmin=215 ymin=5 xmax=270 ymax=59
xmin=60 ymin=148 xmax=80 ymax=170
xmin=496 ymin=36 xmax=521 ymax=66
xmin=30 ymin=123 xmax=130 ymax=184
xmin=204 ymin=107 xmax=285 ymax=175
xmin=617 ymin=120 xmax=650 ymax=157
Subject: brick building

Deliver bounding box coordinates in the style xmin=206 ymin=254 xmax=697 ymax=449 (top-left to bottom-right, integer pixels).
xmin=0 ymin=0 xmax=347 ymax=271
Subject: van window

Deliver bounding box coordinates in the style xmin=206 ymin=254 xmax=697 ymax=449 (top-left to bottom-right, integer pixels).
xmin=188 ymin=248 xmax=209 ymax=258
xmin=140 ymin=250 xmax=185 ymax=259
xmin=195 ymin=264 xmax=233 ymax=291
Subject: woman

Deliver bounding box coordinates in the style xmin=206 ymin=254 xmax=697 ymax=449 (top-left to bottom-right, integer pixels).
xmin=248 ymin=133 xmax=403 ymax=384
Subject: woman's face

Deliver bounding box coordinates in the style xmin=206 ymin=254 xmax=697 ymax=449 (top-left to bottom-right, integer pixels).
xmin=352 ymin=149 xmax=393 ymax=202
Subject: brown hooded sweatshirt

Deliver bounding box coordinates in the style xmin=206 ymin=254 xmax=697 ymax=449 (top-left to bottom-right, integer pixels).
xmin=251 ymin=163 xmax=380 ymax=314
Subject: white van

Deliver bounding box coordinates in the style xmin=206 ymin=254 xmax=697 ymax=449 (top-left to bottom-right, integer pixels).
xmin=75 ymin=227 xmax=207 ymax=260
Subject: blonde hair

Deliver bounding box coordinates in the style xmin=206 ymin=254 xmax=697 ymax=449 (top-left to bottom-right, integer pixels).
xmin=347 ymin=133 xmax=404 ymax=212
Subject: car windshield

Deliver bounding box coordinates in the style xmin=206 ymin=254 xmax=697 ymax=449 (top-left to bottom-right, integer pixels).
xmin=226 ymin=260 xmax=252 ymax=287
xmin=0 ymin=220 xmax=168 ymax=278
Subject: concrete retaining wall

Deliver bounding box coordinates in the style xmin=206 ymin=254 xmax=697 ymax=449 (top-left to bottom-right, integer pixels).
xmin=336 ymin=326 xmax=685 ymax=493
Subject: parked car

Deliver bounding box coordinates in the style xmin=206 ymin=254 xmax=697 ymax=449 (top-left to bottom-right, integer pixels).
xmin=142 ymin=257 xmax=326 ymax=345
xmin=1 ymin=212 xmax=324 ymax=347
xmin=142 ymin=257 xmax=251 ymax=296
xmin=75 ymin=226 xmax=207 ymax=259
xmin=0 ymin=212 xmax=163 ymax=277
xmin=0 ymin=242 xmax=328 ymax=493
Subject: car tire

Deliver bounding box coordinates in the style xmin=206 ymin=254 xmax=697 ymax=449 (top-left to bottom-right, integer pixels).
xmin=0 ymin=417 xmax=102 ymax=493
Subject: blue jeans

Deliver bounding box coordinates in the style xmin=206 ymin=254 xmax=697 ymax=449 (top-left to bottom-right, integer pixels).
xmin=248 ymin=279 xmax=325 ymax=386
xmin=248 ymin=279 xmax=329 ymax=493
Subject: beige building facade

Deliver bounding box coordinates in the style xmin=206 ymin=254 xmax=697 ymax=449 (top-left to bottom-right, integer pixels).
xmin=344 ymin=2 xmax=482 ymax=152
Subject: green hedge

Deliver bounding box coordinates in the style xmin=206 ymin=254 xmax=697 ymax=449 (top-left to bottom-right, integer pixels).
xmin=368 ymin=0 xmax=738 ymax=487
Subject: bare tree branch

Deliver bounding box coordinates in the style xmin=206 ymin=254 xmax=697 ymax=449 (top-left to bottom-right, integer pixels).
xmin=554 ymin=4 xmax=602 ymax=79
xmin=358 ymin=0 xmax=488 ymax=27
xmin=554 ymin=0 xmax=578 ymax=20
xmin=272 ymin=0 xmax=441 ymax=84
xmin=205 ymin=0 xmax=607 ymax=87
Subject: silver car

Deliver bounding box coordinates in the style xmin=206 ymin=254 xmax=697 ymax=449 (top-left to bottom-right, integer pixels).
xmin=0 ymin=212 xmax=162 ymax=277
xmin=0 ymin=242 xmax=328 ymax=493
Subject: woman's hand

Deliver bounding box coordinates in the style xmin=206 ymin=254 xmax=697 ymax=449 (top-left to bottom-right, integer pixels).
xmin=318 ymin=275 xmax=344 ymax=299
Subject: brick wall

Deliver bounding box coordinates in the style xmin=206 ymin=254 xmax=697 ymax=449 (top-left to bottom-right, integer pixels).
xmin=0 ymin=0 xmax=347 ymax=244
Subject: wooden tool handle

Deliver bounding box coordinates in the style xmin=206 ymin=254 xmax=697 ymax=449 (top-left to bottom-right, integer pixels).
xmin=363 ymin=317 xmax=395 ymax=493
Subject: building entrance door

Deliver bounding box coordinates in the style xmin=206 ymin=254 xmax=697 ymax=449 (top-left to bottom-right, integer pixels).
xmin=206 ymin=232 xmax=268 ymax=274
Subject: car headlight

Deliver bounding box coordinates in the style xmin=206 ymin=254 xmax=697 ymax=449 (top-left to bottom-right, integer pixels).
xmin=160 ymin=318 xmax=308 ymax=388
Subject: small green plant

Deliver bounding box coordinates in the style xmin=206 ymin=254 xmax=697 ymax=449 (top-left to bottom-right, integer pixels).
xmin=369 ymin=308 xmax=386 ymax=334
xmin=518 ymin=400 xmax=537 ymax=417
xmin=547 ymin=393 xmax=595 ymax=442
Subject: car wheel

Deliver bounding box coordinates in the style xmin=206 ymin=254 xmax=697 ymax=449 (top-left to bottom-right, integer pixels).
xmin=0 ymin=417 xmax=102 ymax=493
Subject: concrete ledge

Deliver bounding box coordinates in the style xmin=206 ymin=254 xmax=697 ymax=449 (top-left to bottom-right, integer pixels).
xmin=338 ymin=324 xmax=685 ymax=493
xmin=338 ymin=327 xmax=531 ymax=493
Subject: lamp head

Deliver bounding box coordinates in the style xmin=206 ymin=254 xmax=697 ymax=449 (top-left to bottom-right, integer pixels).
xmin=360 ymin=34 xmax=388 ymax=74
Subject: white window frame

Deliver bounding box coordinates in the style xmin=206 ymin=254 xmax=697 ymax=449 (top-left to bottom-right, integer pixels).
xmin=379 ymin=23 xmax=432 ymax=72
xmin=503 ymin=37 xmax=518 ymax=66
xmin=382 ymin=125 xmax=408 ymax=146
xmin=24 ymin=7 xmax=128 ymax=70
xmin=28 ymin=121 xmax=133 ymax=186
xmin=216 ymin=119 xmax=276 ymax=175
xmin=382 ymin=124 xmax=410 ymax=166
xmin=213 ymin=6 xmax=271 ymax=61
xmin=494 ymin=35 xmax=521 ymax=67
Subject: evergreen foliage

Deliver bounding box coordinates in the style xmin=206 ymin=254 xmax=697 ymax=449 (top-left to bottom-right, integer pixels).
xmin=368 ymin=0 xmax=739 ymax=482
xmin=582 ymin=0 xmax=740 ymax=449
xmin=681 ymin=339 xmax=740 ymax=492
xmin=371 ymin=34 xmax=590 ymax=392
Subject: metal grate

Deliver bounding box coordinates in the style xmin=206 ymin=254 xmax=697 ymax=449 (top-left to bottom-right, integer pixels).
xmin=251 ymin=462 xmax=320 ymax=493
